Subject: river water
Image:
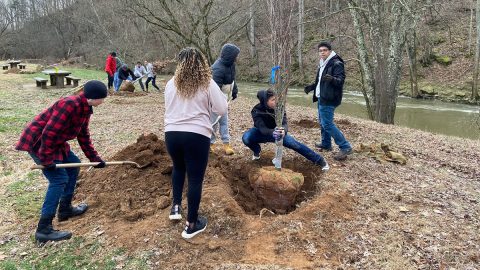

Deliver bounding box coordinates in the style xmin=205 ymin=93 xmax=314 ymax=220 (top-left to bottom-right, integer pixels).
xmin=239 ymin=82 xmax=480 ymax=140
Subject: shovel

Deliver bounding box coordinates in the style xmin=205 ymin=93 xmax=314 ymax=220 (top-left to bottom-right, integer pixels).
xmin=30 ymin=161 xmax=151 ymax=170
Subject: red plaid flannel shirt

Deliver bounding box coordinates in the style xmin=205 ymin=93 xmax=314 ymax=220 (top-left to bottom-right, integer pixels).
xmin=15 ymin=93 xmax=101 ymax=165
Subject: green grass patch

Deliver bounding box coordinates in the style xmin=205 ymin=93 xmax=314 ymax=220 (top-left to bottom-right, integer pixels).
xmin=4 ymin=171 xmax=43 ymax=219
xmin=0 ymin=237 xmax=149 ymax=270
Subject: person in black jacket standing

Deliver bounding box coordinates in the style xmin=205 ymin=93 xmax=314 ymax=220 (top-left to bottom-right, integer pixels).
xmin=242 ymin=90 xmax=329 ymax=171
xmin=304 ymin=41 xmax=352 ymax=161
xmin=210 ymin=43 xmax=240 ymax=155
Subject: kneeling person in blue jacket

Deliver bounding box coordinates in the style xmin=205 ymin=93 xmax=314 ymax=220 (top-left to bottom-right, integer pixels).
xmin=242 ymin=90 xmax=329 ymax=171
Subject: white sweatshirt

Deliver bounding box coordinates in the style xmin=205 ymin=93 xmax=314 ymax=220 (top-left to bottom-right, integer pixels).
xmin=164 ymin=77 xmax=228 ymax=138
xmin=315 ymin=51 xmax=337 ymax=98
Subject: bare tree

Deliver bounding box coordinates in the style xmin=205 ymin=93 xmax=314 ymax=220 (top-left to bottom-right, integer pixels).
xmin=266 ymin=0 xmax=296 ymax=170
xmin=128 ymin=0 xmax=250 ymax=63
xmin=0 ymin=1 xmax=13 ymax=38
xmin=297 ymin=0 xmax=304 ymax=74
xmin=348 ymin=0 xmax=418 ymax=124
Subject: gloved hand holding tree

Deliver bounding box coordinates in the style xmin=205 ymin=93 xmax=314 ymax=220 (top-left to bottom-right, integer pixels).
xmin=273 ymin=127 xmax=285 ymax=141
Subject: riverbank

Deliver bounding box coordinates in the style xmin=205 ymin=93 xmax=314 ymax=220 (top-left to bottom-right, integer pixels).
xmin=0 ymin=71 xmax=479 ymax=269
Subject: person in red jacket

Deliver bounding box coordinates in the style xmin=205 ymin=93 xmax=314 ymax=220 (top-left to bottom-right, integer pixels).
xmin=16 ymin=80 xmax=108 ymax=243
xmin=105 ymin=52 xmax=117 ymax=90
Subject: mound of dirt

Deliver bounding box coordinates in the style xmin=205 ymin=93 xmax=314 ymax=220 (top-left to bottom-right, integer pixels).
xmin=70 ymin=134 xmax=353 ymax=267
xmin=108 ymin=89 xmax=147 ymax=97
xmin=293 ymin=119 xmax=319 ymax=129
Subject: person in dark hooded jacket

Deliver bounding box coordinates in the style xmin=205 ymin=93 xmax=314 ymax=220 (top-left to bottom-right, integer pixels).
xmin=210 ymin=43 xmax=240 ymax=155
xmin=304 ymin=41 xmax=352 ymax=161
xmin=242 ymin=90 xmax=329 ymax=170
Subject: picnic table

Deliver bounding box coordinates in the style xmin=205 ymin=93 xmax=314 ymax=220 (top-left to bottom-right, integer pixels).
xmin=8 ymin=60 xmax=21 ymax=69
xmin=42 ymin=69 xmax=72 ymax=88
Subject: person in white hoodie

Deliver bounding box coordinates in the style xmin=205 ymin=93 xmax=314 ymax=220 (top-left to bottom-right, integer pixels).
xmin=134 ymin=62 xmax=147 ymax=91
xmin=164 ymin=47 xmax=228 ymax=239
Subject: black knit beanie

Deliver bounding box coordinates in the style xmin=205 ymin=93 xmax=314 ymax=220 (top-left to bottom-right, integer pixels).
xmin=83 ymin=80 xmax=108 ymax=99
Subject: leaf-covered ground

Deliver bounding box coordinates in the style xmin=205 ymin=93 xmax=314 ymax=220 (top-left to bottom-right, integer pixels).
xmin=0 ymin=69 xmax=479 ymax=269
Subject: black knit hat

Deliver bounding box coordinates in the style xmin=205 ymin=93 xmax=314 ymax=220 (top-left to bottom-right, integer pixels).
xmin=83 ymin=80 xmax=108 ymax=99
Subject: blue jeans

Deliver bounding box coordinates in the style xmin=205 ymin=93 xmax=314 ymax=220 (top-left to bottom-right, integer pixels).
xmin=29 ymin=150 xmax=81 ymax=217
xmin=113 ymin=71 xmax=121 ymax=91
xmin=211 ymin=111 xmax=230 ymax=144
xmin=318 ymin=104 xmax=351 ymax=151
xmin=242 ymin=127 xmax=325 ymax=165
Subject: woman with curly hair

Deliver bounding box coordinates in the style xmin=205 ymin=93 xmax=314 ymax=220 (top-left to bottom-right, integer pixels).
xmin=164 ymin=47 xmax=228 ymax=239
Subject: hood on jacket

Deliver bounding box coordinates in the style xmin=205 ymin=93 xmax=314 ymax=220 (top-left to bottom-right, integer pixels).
xmin=256 ymin=89 xmax=275 ymax=110
xmin=220 ymin=43 xmax=240 ymax=66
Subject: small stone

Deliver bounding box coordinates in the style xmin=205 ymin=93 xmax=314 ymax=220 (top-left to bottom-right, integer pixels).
xmin=208 ymin=241 xmax=221 ymax=251
xmin=434 ymin=209 xmax=443 ymax=214
xmin=156 ymin=196 xmax=170 ymax=209
xmin=399 ymin=206 xmax=409 ymax=213
xmin=19 ymin=252 xmax=28 ymax=257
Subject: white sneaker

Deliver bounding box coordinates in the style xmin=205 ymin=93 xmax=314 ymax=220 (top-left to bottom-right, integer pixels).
xmin=321 ymin=161 xmax=330 ymax=172
xmin=252 ymin=154 xmax=260 ymax=161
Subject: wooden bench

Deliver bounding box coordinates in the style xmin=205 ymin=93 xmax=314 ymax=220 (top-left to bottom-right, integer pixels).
xmin=65 ymin=75 xmax=81 ymax=87
xmin=18 ymin=64 xmax=26 ymax=69
xmin=34 ymin=77 xmax=48 ymax=89
xmin=2 ymin=65 xmax=8 ymax=70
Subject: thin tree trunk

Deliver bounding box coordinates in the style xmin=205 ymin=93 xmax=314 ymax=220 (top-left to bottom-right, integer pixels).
xmin=473 ymin=0 xmax=480 ymax=100
xmin=406 ymin=30 xmax=420 ymax=98
xmin=248 ymin=0 xmax=257 ymax=59
xmin=468 ymin=0 xmax=475 ymax=54
xmin=348 ymin=0 xmax=375 ymax=120
xmin=297 ymin=0 xmax=304 ymax=75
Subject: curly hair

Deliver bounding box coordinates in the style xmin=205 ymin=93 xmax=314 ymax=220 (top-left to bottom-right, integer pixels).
xmin=174 ymin=47 xmax=212 ymax=99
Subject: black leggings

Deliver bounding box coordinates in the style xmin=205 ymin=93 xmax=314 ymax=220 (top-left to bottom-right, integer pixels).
xmin=165 ymin=131 xmax=210 ymax=223
xmin=145 ymin=76 xmax=160 ymax=91
xmin=107 ymin=72 xmax=114 ymax=89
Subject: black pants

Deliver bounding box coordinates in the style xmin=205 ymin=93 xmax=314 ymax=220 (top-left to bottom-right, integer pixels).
xmin=107 ymin=72 xmax=114 ymax=89
xmin=165 ymin=131 xmax=210 ymax=223
xmin=145 ymin=76 xmax=160 ymax=91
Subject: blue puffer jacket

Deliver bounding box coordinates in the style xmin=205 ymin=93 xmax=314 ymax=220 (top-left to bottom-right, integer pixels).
xmin=211 ymin=43 xmax=240 ymax=100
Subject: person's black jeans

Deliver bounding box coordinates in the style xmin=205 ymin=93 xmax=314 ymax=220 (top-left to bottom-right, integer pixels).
xmin=165 ymin=131 xmax=210 ymax=223
xmin=106 ymin=72 xmax=114 ymax=89
xmin=145 ymin=75 xmax=160 ymax=91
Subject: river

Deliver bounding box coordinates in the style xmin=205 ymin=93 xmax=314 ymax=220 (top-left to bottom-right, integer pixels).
xmin=239 ymin=82 xmax=480 ymax=140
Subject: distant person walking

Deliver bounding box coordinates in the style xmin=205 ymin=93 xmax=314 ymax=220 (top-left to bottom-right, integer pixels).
xmin=134 ymin=62 xmax=147 ymax=91
xmin=144 ymin=60 xmax=160 ymax=91
xmin=304 ymin=41 xmax=352 ymax=160
xmin=164 ymin=47 xmax=227 ymax=239
xmin=105 ymin=52 xmax=116 ymax=90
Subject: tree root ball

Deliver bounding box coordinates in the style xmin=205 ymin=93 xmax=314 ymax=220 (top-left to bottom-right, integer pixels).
xmin=248 ymin=166 xmax=305 ymax=212
xmin=120 ymin=81 xmax=135 ymax=92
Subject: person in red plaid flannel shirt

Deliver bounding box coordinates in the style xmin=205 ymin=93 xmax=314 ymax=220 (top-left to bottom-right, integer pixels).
xmin=16 ymin=80 xmax=108 ymax=243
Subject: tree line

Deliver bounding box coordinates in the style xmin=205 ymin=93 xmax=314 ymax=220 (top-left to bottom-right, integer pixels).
xmin=0 ymin=0 xmax=479 ymax=125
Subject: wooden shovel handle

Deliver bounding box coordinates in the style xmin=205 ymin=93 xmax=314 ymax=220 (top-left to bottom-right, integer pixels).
xmin=30 ymin=161 xmax=138 ymax=170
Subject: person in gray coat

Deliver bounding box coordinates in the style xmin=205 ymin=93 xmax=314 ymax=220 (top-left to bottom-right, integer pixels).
xmin=210 ymin=43 xmax=240 ymax=155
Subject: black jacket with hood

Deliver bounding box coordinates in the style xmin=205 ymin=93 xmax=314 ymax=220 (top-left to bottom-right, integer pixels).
xmin=211 ymin=43 xmax=240 ymax=99
xmin=251 ymin=90 xmax=288 ymax=136
xmin=304 ymin=54 xmax=345 ymax=107
xmin=118 ymin=65 xmax=136 ymax=81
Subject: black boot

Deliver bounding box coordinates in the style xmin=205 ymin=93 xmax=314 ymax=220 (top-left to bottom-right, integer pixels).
xmin=35 ymin=215 xmax=72 ymax=243
xmin=58 ymin=196 xmax=89 ymax=222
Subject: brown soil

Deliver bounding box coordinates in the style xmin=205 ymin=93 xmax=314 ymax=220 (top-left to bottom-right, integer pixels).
xmin=68 ymin=133 xmax=353 ymax=268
